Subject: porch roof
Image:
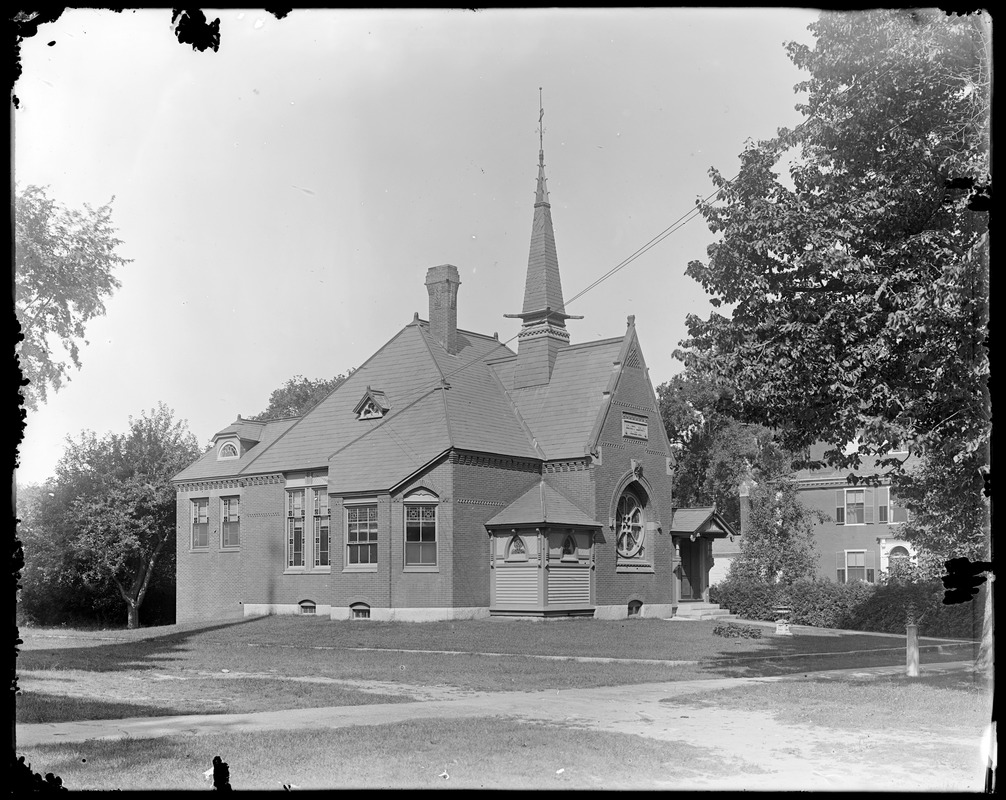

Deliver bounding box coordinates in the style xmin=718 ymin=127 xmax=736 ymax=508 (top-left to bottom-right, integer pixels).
xmin=485 ymin=481 xmax=602 ymax=529
xmin=669 ymin=507 xmax=737 ymax=539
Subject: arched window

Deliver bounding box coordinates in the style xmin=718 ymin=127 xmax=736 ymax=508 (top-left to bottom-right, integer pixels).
xmin=218 ymin=442 xmax=239 ymax=459
xmin=615 ymin=490 xmax=645 ymax=559
xmin=506 ymin=534 xmax=527 ymax=561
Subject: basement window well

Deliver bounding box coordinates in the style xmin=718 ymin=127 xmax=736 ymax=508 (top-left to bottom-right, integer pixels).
xmin=299 ymin=600 xmax=317 ymax=615
xmin=351 ymin=603 xmax=371 ymax=620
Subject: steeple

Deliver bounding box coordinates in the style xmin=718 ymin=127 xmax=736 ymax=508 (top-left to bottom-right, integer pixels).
xmin=507 ymin=91 xmax=582 ymax=389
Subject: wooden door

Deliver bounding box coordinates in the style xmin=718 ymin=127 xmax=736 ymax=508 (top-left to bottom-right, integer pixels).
xmin=679 ymin=539 xmax=703 ymax=601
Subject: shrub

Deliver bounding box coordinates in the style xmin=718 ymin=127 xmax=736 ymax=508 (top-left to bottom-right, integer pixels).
xmin=711 ymin=576 xmax=985 ymax=640
xmin=709 ymin=577 xmax=781 ymax=621
xmin=713 ymin=622 xmax=762 ymax=639
xmin=784 ymin=579 xmax=875 ymax=629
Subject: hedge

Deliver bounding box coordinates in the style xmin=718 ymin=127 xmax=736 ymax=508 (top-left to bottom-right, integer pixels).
xmin=710 ymin=576 xmax=986 ymax=640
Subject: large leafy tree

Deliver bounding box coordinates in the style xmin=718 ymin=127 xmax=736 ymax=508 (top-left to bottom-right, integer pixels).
xmin=675 ymin=10 xmax=990 ymax=564
xmin=658 ymin=373 xmax=769 ymax=530
xmin=249 ymin=372 xmax=353 ymax=420
xmin=20 ymin=404 xmax=200 ymax=629
xmin=15 ymin=185 xmax=131 ymax=411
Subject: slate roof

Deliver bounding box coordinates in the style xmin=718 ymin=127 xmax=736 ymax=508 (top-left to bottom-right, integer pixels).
xmin=173 ymin=318 xmax=543 ymax=487
xmin=492 ymin=337 xmax=623 ymax=460
xmin=485 ymin=480 xmax=603 ymax=528
xmin=668 ymin=507 xmax=736 ymax=538
xmin=173 ymin=416 xmax=298 ymax=482
xmin=520 ymin=154 xmax=566 ymax=318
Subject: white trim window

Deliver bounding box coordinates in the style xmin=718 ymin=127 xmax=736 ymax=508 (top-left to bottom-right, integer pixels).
xmin=837 ymin=549 xmax=876 ymax=583
xmin=345 ymin=503 xmax=378 ymax=569
xmin=218 ymin=441 xmax=239 ymax=460
xmin=313 ymin=489 xmax=330 ymax=568
xmin=221 ymin=496 xmax=240 ymax=549
xmin=404 ymin=492 xmax=438 ymax=569
xmin=191 ymin=498 xmax=209 ymax=549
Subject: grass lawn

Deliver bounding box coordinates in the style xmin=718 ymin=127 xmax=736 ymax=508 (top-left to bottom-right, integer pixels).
xmin=17 ymin=716 xmax=761 ymax=790
xmin=17 ymin=615 xmax=976 ymax=724
xmin=660 ymin=670 xmax=990 ymax=733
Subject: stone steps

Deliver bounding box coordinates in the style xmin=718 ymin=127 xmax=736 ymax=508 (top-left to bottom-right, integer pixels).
xmin=673 ymin=602 xmax=738 ymax=621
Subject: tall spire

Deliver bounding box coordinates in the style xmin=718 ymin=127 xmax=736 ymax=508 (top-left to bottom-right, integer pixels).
xmin=506 ymin=90 xmax=582 ymax=389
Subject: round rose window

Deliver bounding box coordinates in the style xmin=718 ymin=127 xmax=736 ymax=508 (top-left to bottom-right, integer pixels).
xmin=616 ymin=492 xmax=645 ymax=558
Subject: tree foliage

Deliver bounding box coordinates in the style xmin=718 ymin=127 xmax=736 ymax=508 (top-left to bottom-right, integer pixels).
xmin=675 ymin=10 xmax=990 ymax=562
xmin=658 ymin=373 xmax=769 ymax=530
xmin=249 ymin=372 xmax=353 ymax=420
xmin=18 ymin=404 xmax=200 ymax=629
xmin=15 ymin=185 xmax=131 ymax=411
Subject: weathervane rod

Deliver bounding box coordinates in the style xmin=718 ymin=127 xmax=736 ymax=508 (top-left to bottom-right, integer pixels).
xmin=538 ymin=87 xmax=544 ymax=158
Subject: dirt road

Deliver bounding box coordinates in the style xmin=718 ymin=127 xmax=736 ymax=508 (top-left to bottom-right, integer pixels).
xmin=17 ymin=660 xmax=988 ymax=791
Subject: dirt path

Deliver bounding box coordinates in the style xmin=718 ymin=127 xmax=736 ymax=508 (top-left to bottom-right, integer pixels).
xmin=17 ymin=662 xmax=987 ymax=791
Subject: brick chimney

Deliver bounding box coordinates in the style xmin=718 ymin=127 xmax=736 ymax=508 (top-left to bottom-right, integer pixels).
xmin=425 ymin=264 xmax=461 ymax=354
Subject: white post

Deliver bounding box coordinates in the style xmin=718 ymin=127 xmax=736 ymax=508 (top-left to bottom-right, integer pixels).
xmin=906 ymin=623 xmax=919 ymax=677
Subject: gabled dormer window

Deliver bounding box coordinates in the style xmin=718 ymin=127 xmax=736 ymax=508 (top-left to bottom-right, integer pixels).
xmin=218 ymin=441 xmax=239 ymax=460
xmin=353 ymin=387 xmax=390 ymax=420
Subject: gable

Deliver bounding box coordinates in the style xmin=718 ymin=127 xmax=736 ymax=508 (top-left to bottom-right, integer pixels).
xmin=586 ymin=323 xmax=674 ymax=463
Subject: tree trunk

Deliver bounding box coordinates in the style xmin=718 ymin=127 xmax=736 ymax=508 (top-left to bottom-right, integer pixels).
xmin=127 ymin=602 xmax=139 ymax=630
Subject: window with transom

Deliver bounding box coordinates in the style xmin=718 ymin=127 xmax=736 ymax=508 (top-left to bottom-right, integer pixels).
xmin=346 ymin=503 xmax=378 ymax=568
xmin=221 ymin=496 xmax=240 ymax=549
xmin=404 ymin=495 xmax=437 ymax=569
xmin=191 ymin=498 xmax=209 ymax=549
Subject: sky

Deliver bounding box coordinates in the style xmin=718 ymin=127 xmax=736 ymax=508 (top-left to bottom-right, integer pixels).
xmin=14 ymin=7 xmax=822 ymax=485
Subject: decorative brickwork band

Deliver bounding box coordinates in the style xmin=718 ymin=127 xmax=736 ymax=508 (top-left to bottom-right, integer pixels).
xmin=451 ymin=452 xmax=540 ymax=473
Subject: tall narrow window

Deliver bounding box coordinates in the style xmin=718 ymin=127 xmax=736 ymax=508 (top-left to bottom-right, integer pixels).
xmin=405 ymin=504 xmax=437 ymax=567
xmin=878 ymin=486 xmax=890 ymax=524
xmin=287 ymin=489 xmax=305 ymax=568
xmin=346 ymin=504 xmax=378 ymax=566
xmin=191 ymin=498 xmax=209 ymax=549
xmin=221 ymin=496 xmax=240 ymax=548
xmin=313 ymin=489 xmax=330 ymax=567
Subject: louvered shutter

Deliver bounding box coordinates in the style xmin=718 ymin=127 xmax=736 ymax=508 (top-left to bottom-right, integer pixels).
xmin=836 ymin=551 xmax=846 ymax=583
xmin=864 ymin=488 xmax=874 ymax=523
xmin=835 ymin=490 xmax=845 ymax=524
xmin=865 ymin=550 xmax=877 ymax=583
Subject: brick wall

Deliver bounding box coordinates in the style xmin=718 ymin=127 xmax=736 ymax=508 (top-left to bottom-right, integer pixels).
xmin=591 ymin=351 xmax=675 ymax=608
xmin=799 ymin=482 xmax=902 ymax=581
xmin=453 ymin=452 xmax=541 ymax=607
xmin=175 ymin=482 xmax=244 ymax=623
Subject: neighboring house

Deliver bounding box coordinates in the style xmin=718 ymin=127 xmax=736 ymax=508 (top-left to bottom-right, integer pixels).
xmin=172 ymin=140 xmax=735 ymax=623
xmin=792 ymin=442 xmax=917 ymax=583
xmin=710 ymin=446 xmax=917 ymax=588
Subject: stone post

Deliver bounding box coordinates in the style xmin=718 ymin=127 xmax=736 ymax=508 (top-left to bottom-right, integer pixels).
xmin=906 ymin=623 xmax=920 ymax=677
